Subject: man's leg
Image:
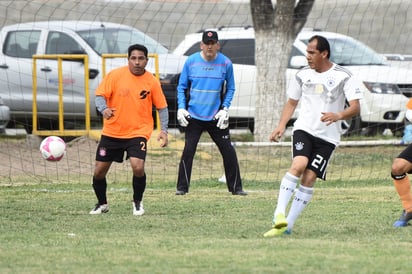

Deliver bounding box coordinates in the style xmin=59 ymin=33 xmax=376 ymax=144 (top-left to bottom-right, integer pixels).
xmin=176 ymin=120 xmax=203 ymax=194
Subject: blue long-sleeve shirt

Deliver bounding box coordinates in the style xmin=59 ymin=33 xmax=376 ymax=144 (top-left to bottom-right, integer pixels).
xmin=177 ymin=52 xmax=235 ymax=121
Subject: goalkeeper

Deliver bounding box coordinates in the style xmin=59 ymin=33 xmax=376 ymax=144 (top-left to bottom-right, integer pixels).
xmin=175 ymin=30 xmax=247 ymax=196
xmin=391 ymin=99 xmax=412 ymax=227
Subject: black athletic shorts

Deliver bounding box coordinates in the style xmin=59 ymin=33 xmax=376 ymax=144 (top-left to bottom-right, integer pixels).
xmin=95 ymin=135 xmax=147 ymax=163
xmin=292 ymin=130 xmax=336 ymax=180
xmin=397 ymin=143 xmax=412 ymax=173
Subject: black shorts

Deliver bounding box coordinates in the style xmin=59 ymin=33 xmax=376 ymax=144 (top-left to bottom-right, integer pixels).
xmin=397 ymin=143 xmax=412 ymax=173
xmin=292 ymin=130 xmax=336 ymax=180
xmin=95 ymin=135 xmax=147 ymax=163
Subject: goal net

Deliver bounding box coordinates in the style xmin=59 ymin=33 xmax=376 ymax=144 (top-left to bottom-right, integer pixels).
xmin=0 ymin=0 xmax=411 ymax=186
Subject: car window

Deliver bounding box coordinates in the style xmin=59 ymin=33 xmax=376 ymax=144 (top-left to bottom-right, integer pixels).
xmin=183 ymin=39 xmax=255 ymax=66
xmin=301 ymin=37 xmax=386 ymax=66
xmin=330 ymin=38 xmax=386 ymax=65
xmin=183 ymin=42 xmax=201 ymax=56
xmin=46 ymin=32 xmax=84 ymax=54
xmin=77 ymin=28 xmax=169 ymax=55
xmin=3 ymin=30 xmax=41 ymax=58
xmin=220 ymin=39 xmax=255 ymax=66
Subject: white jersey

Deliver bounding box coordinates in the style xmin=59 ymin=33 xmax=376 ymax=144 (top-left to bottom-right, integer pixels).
xmin=288 ymin=63 xmax=363 ymax=145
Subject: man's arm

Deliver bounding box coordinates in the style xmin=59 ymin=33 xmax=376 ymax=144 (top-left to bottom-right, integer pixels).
xmin=320 ymin=99 xmax=360 ymax=126
xmin=269 ymin=98 xmax=299 ymax=142
xmin=177 ymin=63 xmax=190 ymax=110
xmin=221 ymin=61 xmax=235 ymax=109
xmin=157 ymin=107 xmax=169 ymax=147
xmin=279 ymin=98 xmax=299 ymax=128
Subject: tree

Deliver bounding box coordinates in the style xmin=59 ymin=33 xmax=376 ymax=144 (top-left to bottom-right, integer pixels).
xmin=250 ymin=0 xmax=315 ymax=141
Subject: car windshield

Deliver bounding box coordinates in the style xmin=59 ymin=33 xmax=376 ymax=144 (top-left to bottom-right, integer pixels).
xmin=77 ymin=28 xmax=169 ymax=55
xmin=303 ymin=36 xmax=387 ymax=66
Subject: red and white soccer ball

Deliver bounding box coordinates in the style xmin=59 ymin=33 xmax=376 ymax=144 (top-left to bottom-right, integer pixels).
xmin=39 ymin=136 xmax=66 ymax=161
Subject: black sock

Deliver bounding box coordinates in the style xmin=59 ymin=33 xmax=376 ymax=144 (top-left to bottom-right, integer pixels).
xmin=133 ymin=174 xmax=146 ymax=202
xmin=92 ymin=177 xmax=107 ymax=205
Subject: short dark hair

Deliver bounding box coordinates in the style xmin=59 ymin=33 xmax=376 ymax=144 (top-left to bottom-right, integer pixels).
xmin=128 ymin=44 xmax=148 ymax=59
xmin=308 ymin=35 xmax=330 ymax=59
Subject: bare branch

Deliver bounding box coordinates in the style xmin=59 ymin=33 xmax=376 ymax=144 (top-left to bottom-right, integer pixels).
xmin=293 ymin=0 xmax=315 ymax=35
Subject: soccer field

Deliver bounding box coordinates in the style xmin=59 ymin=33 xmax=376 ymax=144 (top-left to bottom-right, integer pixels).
xmin=0 ymin=179 xmax=411 ymax=273
xmin=0 ymin=133 xmax=410 ymax=272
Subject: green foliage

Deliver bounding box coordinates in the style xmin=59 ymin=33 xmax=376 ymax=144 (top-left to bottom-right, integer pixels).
xmin=0 ymin=181 xmax=411 ymax=273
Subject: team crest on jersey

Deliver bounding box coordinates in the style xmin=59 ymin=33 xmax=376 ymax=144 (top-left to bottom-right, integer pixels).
xmin=326 ymin=77 xmax=336 ymax=87
xmin=295 ymin=141 xmax=304 ymax=151
xmin=99 ymin=147 xmax=107 ymax=157
xmin=140 ymin=90 xmax=150 ymax=99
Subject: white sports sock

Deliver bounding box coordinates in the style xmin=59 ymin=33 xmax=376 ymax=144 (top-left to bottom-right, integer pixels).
xmin=274 ymin=172 xmax=299 ymax=217
xmin=286 ymin=185 xmax=313 ymax=230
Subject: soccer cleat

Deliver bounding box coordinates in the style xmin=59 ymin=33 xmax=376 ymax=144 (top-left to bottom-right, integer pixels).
xmin=133 ymin=201 xmax=145 ymax=216
xmin=232 ymin=190 xmax=248 ymax=196
xmin=263 ymin=227 xmax=291 ymax=238
xmin=89 ymin=203 xmax=109 ymax=215
xmin=393 ymin=210 xmax=412 ymax=227
xmin=218 ymin=175 xmax=226 ymax=183
xmin=273 ymin=213 xmax=288 ymax=229
xmin=175 ymin=190 xmax=187 ymax=195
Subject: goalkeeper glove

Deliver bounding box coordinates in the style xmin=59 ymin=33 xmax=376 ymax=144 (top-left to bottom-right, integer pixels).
xmin=177 ymin=109 xmax=191 ymax=127
xmin=214 ymin=108 xmax=229 ymax=129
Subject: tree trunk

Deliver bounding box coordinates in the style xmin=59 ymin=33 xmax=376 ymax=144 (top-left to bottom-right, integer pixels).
xmin=251 ymin=0 xmax=315 ymax=141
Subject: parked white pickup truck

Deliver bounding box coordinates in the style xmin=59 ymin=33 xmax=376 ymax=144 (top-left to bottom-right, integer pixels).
xmin=0 ymin=21 xmax=186 ymax=132
xmin=0 ymin=96 xmax=9 ymax=133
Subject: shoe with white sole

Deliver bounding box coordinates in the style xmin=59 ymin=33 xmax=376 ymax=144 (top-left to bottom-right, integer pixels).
xmin=133 ymin=201 xmax=144 ymax=216
xmin=89 ymin=203 xmax=109 ymax=215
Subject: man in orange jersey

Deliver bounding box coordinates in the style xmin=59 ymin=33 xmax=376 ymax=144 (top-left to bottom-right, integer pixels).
xmin=89 ymin=44 xmax=169 ymax=216
xmin=392 ymin=98 xmax=412 ymax=226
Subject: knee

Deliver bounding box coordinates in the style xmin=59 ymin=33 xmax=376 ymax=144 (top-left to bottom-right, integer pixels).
xmin=391 ymin=167 xmax=404 ymax=177
xmin=93 ymin=162 xmax=110 ymax=179
xmin=289 ymin=167 xmax=304 ymax=178
xmin=132 ymin=167 xmax=145 ymax=177
xmin=93 ymin=170 xmax=106 ymax=180
xmin=391 ymin=159 xmax=407 ymax=175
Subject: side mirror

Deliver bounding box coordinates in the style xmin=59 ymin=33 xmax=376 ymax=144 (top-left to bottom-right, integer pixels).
xmin=290 ymin=56 xmax=308 ymax=68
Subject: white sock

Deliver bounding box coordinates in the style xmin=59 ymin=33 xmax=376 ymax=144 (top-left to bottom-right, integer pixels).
xmin=274 ymin=172 xmax=299 ymax=217
xmin=286 ymin=185 xmax=313 ymax=230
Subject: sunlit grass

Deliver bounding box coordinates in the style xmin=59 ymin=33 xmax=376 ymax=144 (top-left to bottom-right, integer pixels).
xmin=0 ymin=181 xmax=410 ymax=273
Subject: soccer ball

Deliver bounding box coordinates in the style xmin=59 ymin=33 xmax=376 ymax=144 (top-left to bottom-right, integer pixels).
xmin=39 ymin=136 xmax=66 ymax=161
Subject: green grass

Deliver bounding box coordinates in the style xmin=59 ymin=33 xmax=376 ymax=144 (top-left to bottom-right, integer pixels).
xmin=1 ymin=180 xmax=411 ymax=274
xmin=0 ymin=135 xmax=409 ymax=272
